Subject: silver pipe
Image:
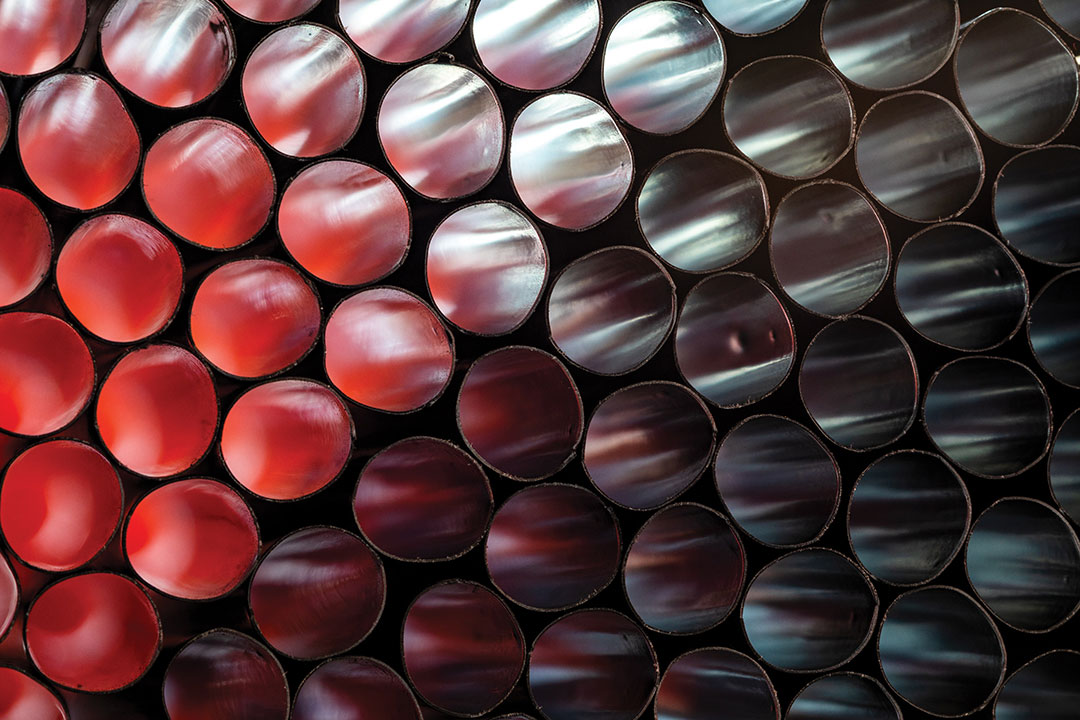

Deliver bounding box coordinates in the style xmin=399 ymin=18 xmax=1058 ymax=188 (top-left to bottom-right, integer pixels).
xmin=701 ymin=0 xmax=807 ymax=35
xmin=338 ymin=0 xmax=469 ymax=64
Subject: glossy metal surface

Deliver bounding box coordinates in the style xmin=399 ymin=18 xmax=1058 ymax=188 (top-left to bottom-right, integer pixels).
xmin=896 ymin=223 xmax=1027 ymax=351
xmin=603 ymin=1 xmax=724 ymax=134
xmin=714 ymin=415 xmax=839 ymax=548
xmin=676 ymin=273 xmax=794 ymax=408
xmin=279 ymin=160 xmax=409 ymax=286
xmin=856 ymin=92 xmax=983 ymax=222
xmin=221 ymin=380 xmax=352 ymax=501
xmin=821 ymin=0 xmax=958 ymax=90
xmin=787 ymin=673 xmax=900 ymax=720
xmin=1050 ymin=410 xmax=1080 ymax=525
xmin=956 ymin=9 xmax=1078 ymax=147
xmin=56 ymin=214 xmax=183 ymax=343
xmin=473 ymin=0 xmax=599 ymax=91
xmin=0 ymin=667 xmax=67 ymax=720
xmin=96 ymin=345 xmax=217 ymax=477
xmin=0 ymin=0 xmax=86 ymax=75
xmin=848 ymin=451 xmax=969 ymax=586
xmin=163 ymin=630 xmax=288 ymax=720
xmin=510 ymin=92 xmax=632 ymax=230
xmin=223 ymin=0 xmax=320 ymax=23
xmin=1043 ymin=0 xmax=1080 ymax=38
xmin=770 ymin=181 xmax=889 ymax=317
xmin=486 ymin=484 xmax=620 ymax=611
xmin=427 ymin=202 xmax=547 ymax=335
xmin=402 ymin=581 xmax=524 ymax=716
xmin=457 ymin=346 xmax=583 ymax=480
xmin=100 ymin=0 xmax=234 ymax=108
xmin=124 ymin=478 xmax=259 ymax=600
xmin=1 ymin=440 xmax=122 ymax=572
xmin=637 ymin=150 xmax=768 ymax=273
xmin=742 ymin=549 xmax=877 ymax=672
xmin=26 ymin=573 xmax=160 ymax=693
xmin=995 ymin=650 xmax=1080 ymax=720
xmin=0 ymin=188 xmax=50 ymax=308
xmin=0 ymin=555 xmax=15 ymax=643
xmin=701 ymin=0 xmax=806 ymax=35
xmin=656 ymin=648 xmax=777 ymax=720
xmin=878 ymin=587 xmax=1005 ymax=717
xmin=18 ymin=73 xmax=139 ymax=210
xmin=528 ymin=609 xmax=657 ymax=720
xmin=994 ymin=145 xmax=1080 ymax=265
xmin=584 ymin=381 xmax=715 ymax=510
xmin=338 ymin=0 xmax=469 ymax=64
xmin=723 ymin=56 xmax=853 ymax=179
xmin=354 ymin=437 xmax=492 ymax=562
xmin=249 ymin=527 xmax=385 ymax=659
xmin=924 ymin=356 xmax=1051 ymax=478
xmin=966 ymin=498 xmax=1080 ymax=632
xmin=548 ymin=247 xmax=675 ymax=375
xmin=0 ymin=313 xmax=94 ymax=437
xmin=624 ymin=503 xmax=745 ymax=634
xmin=293 ymin=657 xmax=421 ymax=720
xmin=800 ymin=317 xmax=918 ymax=451
xmin=143 ymin=118 xmax=274 ymax=250
xmin=243 ymin=24 xmax=363 ymax=157
xmin=324 ymin=287 xmax=453 ymax=413
xmin=378 ymin=63 xmax=502 ymax=200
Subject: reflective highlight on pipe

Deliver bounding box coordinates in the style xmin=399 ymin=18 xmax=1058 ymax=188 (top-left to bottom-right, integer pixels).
xmin=0 ymin=0 xmax=86 ymax=76
xmin=1050 ymin=410 xmax=1080 ymax=526
xmin=486 ymin=483 xmax=620 ymax=611
xmin=338 ymin=0 xmax=469 ymax=64
xmin=955 ymin=9 xmax=1078 ymax=147
xmin=427 ymin=201 xmax=547 ymax=335
xmin=742 ymin=549 xmax=877 ymax=672
xmin=723 ymin=56 xmax=853 ymax=179
xmin=603 ymin=1 xmax=724 ymax=134
xmin=584 ymin=381 xmax=715 ymax=510
xmin=100 ymin=0 xmax=235 ymax=108
xmin=637 ymin=150 xmax=768 ymax=273
xmin=993 ymin=145 xmax=1080 ymax=265
xmin=995 ymin=650 xmax=1080 ymax=720
xmin=923 ymin=356 xmax=1051 ymax=478
xmin=714 ymin=415 xmax=839 ymax=548
xmin=223 ymin=0 xmax=320 ymax=23
xmin=701 ymin=0 xmax=806 ymax=35
xmin=510 ymin=92 xmax=632 ymax=230
xmin=624 ymin=503 xmax=745 ymax=634
xmin=896 ymin=223 xmax=1028 ymax=350
xmin=878 ymin=587 xmax=1005 ymax=717
xmin=0 ymin=188 xmax=50 ymax=308
xmin=787 ymin=673 xmax=900 ymax=720
xmin=800 ymin=317 xmax=918 ymax=451
xmin=293 ymin=657 xmax=421 ymax=720
xmin=675 ymin=273 xmax=794 ymax=408
xmin=770 ymin=181 xmax=888 ymax=317
xmin=473 ymin=0 xmax=599 ymax=91
xmin=0 ymin=667 xmax=67 ymax=720
xmin=655 ymin=648 xmax=777 ymax=720
xmin=856 ymin=92 xmax=983 ymax=222
xmin=547 ymin=247 xmax=675 ymax=375
xmin=848 ymin=451 xmax=969 ymax=586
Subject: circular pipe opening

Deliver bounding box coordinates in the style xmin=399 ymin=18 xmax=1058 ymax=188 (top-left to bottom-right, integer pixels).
xmin=402 ymin=581 xmax=524 ymax=716
xmin=848 ymin=450 xmax=969 ymax=586
xmin=0 ymin=312 xmax=94 ymax=438
xmin=25 ymin=573 xmax=160 ymax=693
xmin=249 ymin=527 xmax=385 ymax=660
xmin=1030 ymin=270 xmax=1080 ymax=388
xmin=142 ymin=118 xmax=275 ymax=250
xmin=0 ymin=0 xmax=86 ymax=76
xmin=993 ymin=145 xmax=1080 ymax=265
xmin=17 ymin=72 xmax=139 ymax=210
xmin=0 ymin=188 xmax=51 ymax=308
xmin=486 ymin=483 xmax=620 ymax=611
xmin=293 ymin=657 xmax=421 ymax=720
xmin=923 ymin=356 xmax=1051 ymax=478
xmin=100 ymin=0 xmax=235 ymax=108
xmin=56 ymin=214 xmax=183 ymax=344
xmin=354 ymin=437 xmax=492 ymax=562
xmin=1043 ymin=0 xmax=1080 ymax=38
xmin=0 ymin=666 xmax=67 ymax=720
xmin=221 ymin=379 xmax=353 ymax=501
xmin=472 ymin=0 xmax=599 ymax=91
xmin=0 ymin=554 xmax=17 ymax=643
xmin=856 ymin=91 xmax=983 ymax=222
xmin=222 ymin=0 xmax=320 ymax=23
xmin=278 ymin=160 xmax=410 ymax=287
xmin=457 ymin=346 xmax=583 ymax=480
xmin=787 ymin=673 xmax=900 ymax=720
xmin=1050 ymin=409 xmax=1080 ymax=526
xmin=338 ymin=0 xmax=469 ymax=64
xmin=1 ymin=440 xmax=122 ymax=572
xmin=656 ymin=648 xmax=777 ymax=720
xmin=800 ymin=316 xmax=918 ymax=451
xmin=714 ymin=414 xmax=840 ymax=548
xmin=124 ymin=478 xmax=259 ymax=600
xmin=547 ymin=246 xmax=676 ymax=375
xmin=995 ymin=650 xmax=1080 ymax=720
xmin=509 ymin=92 xmax=633 ymax=230
xmin=702 ymin=0 xmax=806 ymax=35
xmin=427 ymin=201 xmax=548 ymax=336
xmin=675 ymin=272 xmax=794 ymax=408
xmin=584 ymin=381 xmax=715 ymax=511
xmin=95 ymin=344 xmax=217 ymax=477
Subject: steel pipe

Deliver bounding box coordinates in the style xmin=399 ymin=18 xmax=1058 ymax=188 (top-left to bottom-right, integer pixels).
xmin=656 ymin=648 xmax=778 ymax=720
xmin=786 ymin=673 xmax=901 ymax=720
xmin=0 ymin=555 xmax=17 ymax=645
xmin=0 ymin=666 xmax=67 ymax=720
xmin=1043 ymin=0 xmax=1080 ymax=38
xmin=292 ymin=657 xmax=421 ymax=720
xmin=1050 ymin=409 xmax=1080 ymax=526
xmin=701 ymin=0 xmax=806 ymax=35
xmin=0 ymin=188 xmax=51 ymax=308
xmin=993 ymin=145 xmax=1080 ymax=265
xmin=338 ymin=0 xmax=469 ymax=64
xmin=0 ymin=0 xmax=86 ymax=76
xmin=1029 ymin=269 xmax=1080 ymax=388
xmin=222 ymin=0 xmax=320 ymax=23
xmin=995 ymin=649 xmax=1080 ymax=720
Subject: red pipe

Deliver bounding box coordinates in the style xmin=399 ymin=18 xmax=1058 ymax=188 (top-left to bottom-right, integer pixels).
xmin=292 ymin=657 xmax=420 ymax=720
xmin=0 ymin=666 xmax=67 ymax=720
xmin=0 ymin=0 xmax=86 ymax=76
xmin=0 ymin=188 xmax=51 ymax=309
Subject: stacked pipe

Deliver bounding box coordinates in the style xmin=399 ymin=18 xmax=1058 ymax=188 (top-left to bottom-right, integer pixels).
xmin=1 ymin=1 xmax=1080 ymax=719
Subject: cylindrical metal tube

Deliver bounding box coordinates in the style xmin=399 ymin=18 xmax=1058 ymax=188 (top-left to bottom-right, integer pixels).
xmin=0 ymin=665 xmax=68 ymax=720
xmin=656 ymin=648 xmax=778 ymax=720
xmin=1029 ymin=269 xmax=1080 ymax=387
xmin=292 ymin=657 xmax=420 ymax=720
xmin=337 ymin=0 xmax=469 ymax=64
xmin=993 ymin=145 xmax=1080 ymax=265
xmin=786 ymin=673 xmax=901 ymax=720
xmin=0 ymin=0 xmax=86 ymax=76
xmin=0 ymin=188 xmax=51 ymax=309
xmin=1042 ymin=0 xmax=1080 ymax=38
xmin=222 ymin=0 xmax=320 ymax=24
xmin=994 ymin=649 xmax=1080 ymax=720
xmin=0 ymin=554 xmax=17 ymax=646
xmin=702 ymin=0 xmax=806 ymax=35
xmin=1050 ymin=408 xmax=1080 ymax=526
